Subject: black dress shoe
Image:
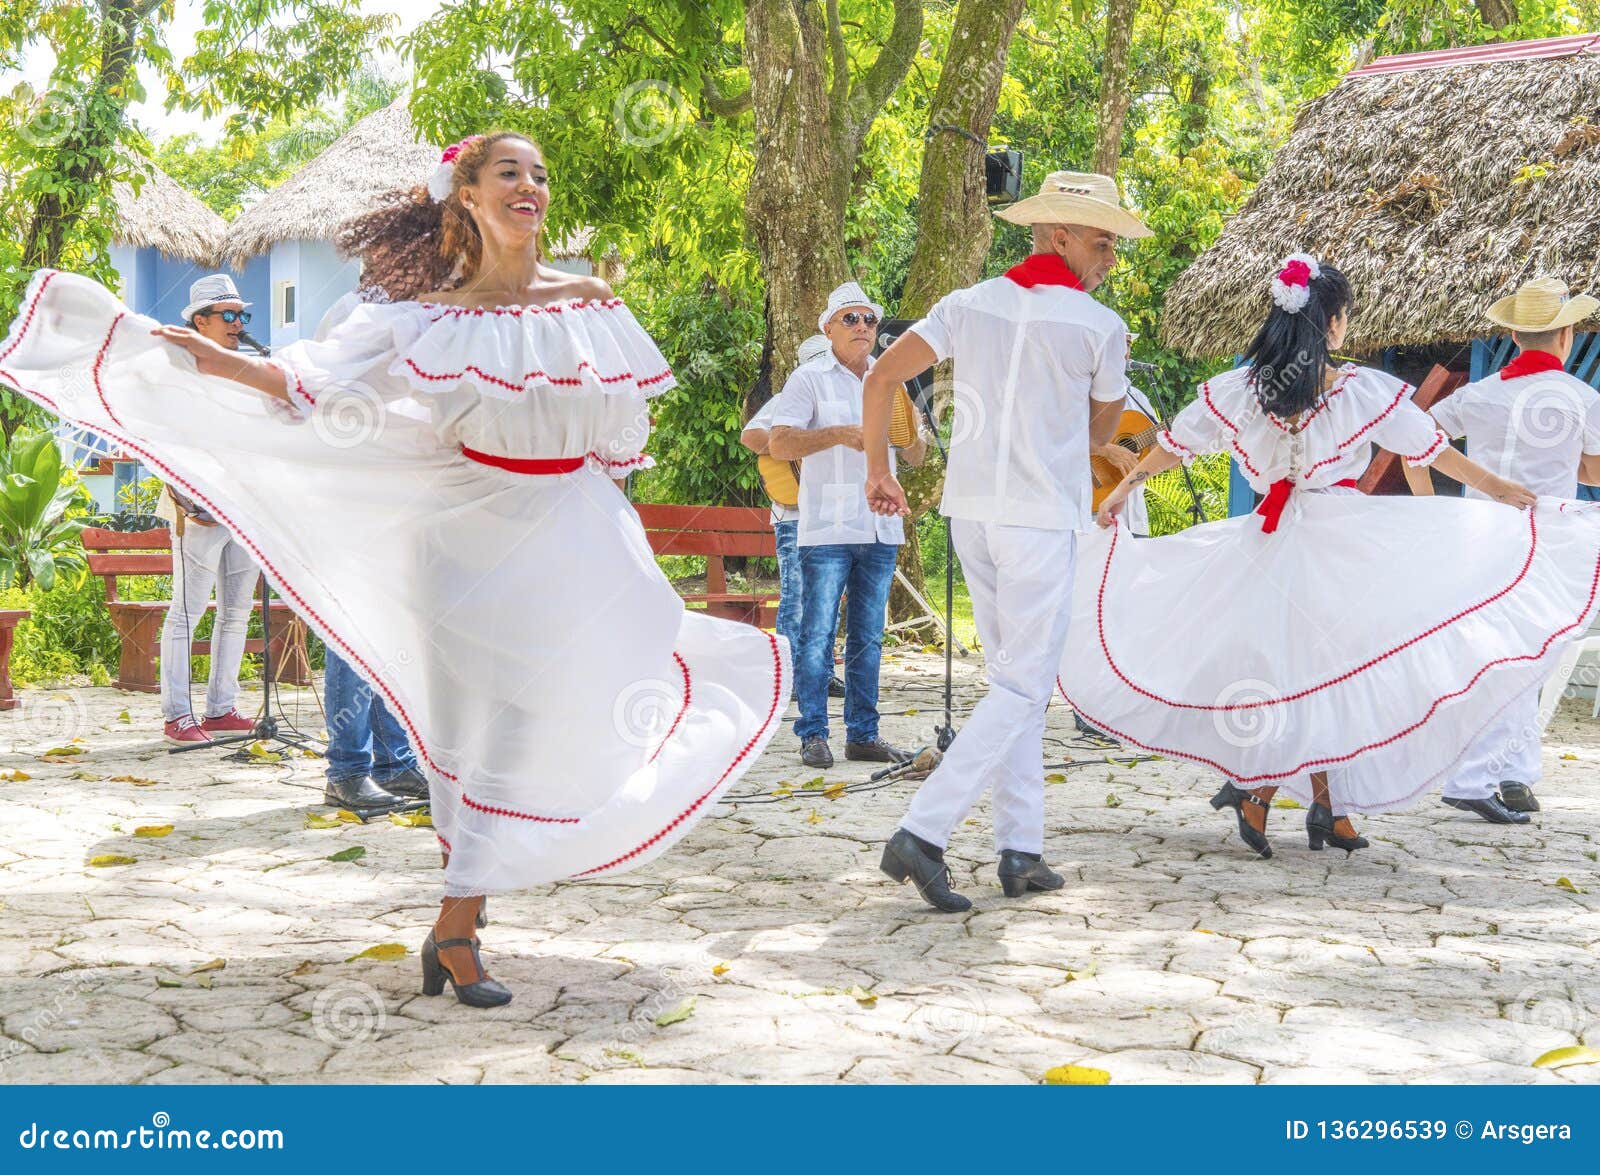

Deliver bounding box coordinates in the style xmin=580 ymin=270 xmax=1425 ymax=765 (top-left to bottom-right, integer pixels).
xmin=845 ymin=737 xmax=911 ymax=764
xmin=323 ymin=774 xmax=406 ymax=812
xmin=376 ymin=767 xmax=429 ymax=800
xmin=828 ymin=676 xmax=846 ymax=698
xmin=1443 ymin=794 xmax=1530 ymax=825
xmin=880 ymin=829 xmax=972 ymax=912
xmin=1499 ymin=782 xmax=1540 ymax=813
xmin=801 ymin=737 xmax=833 ymax=768
xmin=997 ymin=849 xmax=1065 ymax=897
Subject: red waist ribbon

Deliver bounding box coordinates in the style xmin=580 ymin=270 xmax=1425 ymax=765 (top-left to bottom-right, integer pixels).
xmin=1255 ymin=477 xmax=1360 ymax=533
xmin=461 ymin=446 xmax=584 ymax=475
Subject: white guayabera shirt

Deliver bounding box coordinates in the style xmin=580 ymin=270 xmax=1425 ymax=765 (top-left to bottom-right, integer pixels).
xmin=1431 ymin=366 xmax=1600 ymax=500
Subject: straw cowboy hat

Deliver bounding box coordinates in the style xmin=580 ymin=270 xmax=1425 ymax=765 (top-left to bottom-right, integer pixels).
xmin=1487 ymin=277 xmax=1599 ymax=333
xmin=995 ymin=170 xmax=1152 ymax=239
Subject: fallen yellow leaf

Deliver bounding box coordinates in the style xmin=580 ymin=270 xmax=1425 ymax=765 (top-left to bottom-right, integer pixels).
xmin=69 ymin=770 xmax=103 ymax=781
xmin=772 ymin=788 xmax=793 ymax=799
xmin=806 ymin=809 xmax=822 ymax=825
xmin=1045 ymin=773 xmax=1066 ymax=784
xmin=133 ymin=824 xmax=173 ymax=838
xmin=1554 ymin=877 xmax=1586 ymax=894
xmin=190 ymin=958 xmax=226 ymax=974
xmin=1043 ymin=1064 xmax=1111 ymax=1085
xmin=41 ymin=746 xmax=86 ymax=758
xmin=88 ymin=854 xmax=136 ymax=867
xmin=711 ymin=963 xmax=730 ymax=977
xmin=1271 ymin=797 xmax=1303 ymax=810
xmin=0 ymin=769 xmax=30 ymax=781
xmin=653 ymin=999 xmax=696 ymax=1027
xmin=846 ymin=985 xmax=878 ymax=1007
xmin=1104 ymin=793 xmax=1122 ymax=808
xmin=346 ymin=943 xmax=407 ymax=962
xmin=116 ymin=710 xmax=131 ymax=723
xmin=388 ymin=810 xmax=433 ymax=828
xmin=1532 ymin=1045 xmax=1600 ymax=1070
xmin=822 ymin=781 xmax=846 ymax=801
xmin=303 ymin=813 xmax=341 ymax=829
xmin=336 ymin=809 xmax=363 ymax=824
xmin=1560 ymin=753 xmax=1578 ymax=761
xmin=109 ymin=775 xmax=161 ymax=787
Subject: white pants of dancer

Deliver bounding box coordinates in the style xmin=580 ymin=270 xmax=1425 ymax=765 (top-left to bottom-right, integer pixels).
xmin=159 ymin=521 xmax=258 ymax=721
xmin=900 ymin=520 xmax=1076 ymax=855
xmin=1441 ymin=684 xmax=1542 ymax=801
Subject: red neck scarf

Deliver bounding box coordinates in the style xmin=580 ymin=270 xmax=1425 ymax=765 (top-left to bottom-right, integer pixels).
xmin=1500 ymin=350 xmax=1565 ymax=380
xmin=1004 ymin=252 xmax=1084 ymax=290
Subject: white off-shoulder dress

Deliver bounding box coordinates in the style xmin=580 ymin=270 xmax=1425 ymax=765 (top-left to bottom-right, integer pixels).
xmin=1 ymin=270 xmax=790 ymax=893
xmin=1058 ymin=364 xmax=1600 ymax=813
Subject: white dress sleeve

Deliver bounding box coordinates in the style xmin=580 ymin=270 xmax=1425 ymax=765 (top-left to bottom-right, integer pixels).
xmin=1359 ymin=371 xmax=1449 ymax=466
xmin=266 ymin=300 xmax=414 ymax=423
xmin=1158 ymin=369 xmax=1244 ymax=464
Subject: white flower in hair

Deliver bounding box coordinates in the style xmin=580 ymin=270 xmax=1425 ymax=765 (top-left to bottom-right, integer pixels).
xmin=427 ymin=135 xmax=483 ymax=202
xmin=1271 ymin=252 xmax=1322 ymax=315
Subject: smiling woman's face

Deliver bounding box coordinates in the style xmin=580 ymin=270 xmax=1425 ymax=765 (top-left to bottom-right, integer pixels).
xmin=459 ymin=137 xmax=549 ymax=247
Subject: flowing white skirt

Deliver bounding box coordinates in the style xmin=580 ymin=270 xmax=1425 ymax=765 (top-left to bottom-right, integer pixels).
xmin=0 ymin=278 xmax=789 ymax=894
xmin=1058 ymin=490 xmax=1600 ymax=812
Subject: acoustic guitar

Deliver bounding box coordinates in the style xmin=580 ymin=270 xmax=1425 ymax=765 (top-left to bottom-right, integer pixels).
xmin=758 ymin=384 xmax=919 ymax=508
xmin=1089 ymin=406 xmax=1161 ymax=511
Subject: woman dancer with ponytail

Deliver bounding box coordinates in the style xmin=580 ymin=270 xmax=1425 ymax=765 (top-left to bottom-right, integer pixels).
xmin=0 ymin=132 xmax=789 ymax=1005
xmin=1072 ymin=256 xmax=1600 ymax=858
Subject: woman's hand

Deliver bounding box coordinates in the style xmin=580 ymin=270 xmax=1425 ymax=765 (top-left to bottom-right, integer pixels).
xmin=1485 ymin=475 xmax=1537 ymax=510
xmin=1096 ymin=480 xmax=1134 ymax=528
xmin=149 ymin=325 xmax=259 ymax=382
xmin=866 ymin=469 xmax=911 ymax=517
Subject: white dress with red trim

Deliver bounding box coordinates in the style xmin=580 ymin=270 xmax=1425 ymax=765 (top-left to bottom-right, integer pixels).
xmin=1058 ymin=363 xmax=1600 ymax=813
xmin=0 ymin=270 xmax=790 ymax=893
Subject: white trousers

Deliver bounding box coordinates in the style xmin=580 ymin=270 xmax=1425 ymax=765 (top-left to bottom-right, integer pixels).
xmin=900 ymin=520 xmax=1076 ymax=855
xmin=159 ymin=522 xmax=259 ymax=721
xmin=1441 ymin=684 xmax=1542 ymax=800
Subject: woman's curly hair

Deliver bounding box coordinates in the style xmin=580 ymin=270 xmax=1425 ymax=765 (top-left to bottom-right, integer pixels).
xmin=335 ymin=131 xmax=543 ymax=302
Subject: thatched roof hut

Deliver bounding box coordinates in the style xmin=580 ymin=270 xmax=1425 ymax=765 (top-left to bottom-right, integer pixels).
xmin=221 ymin=97 xmax=600 ymax=269
xmin=1160 ymin=33 xmax=1600 ymax=359
xmin=110 ymin=162 xmax=226 ymax=264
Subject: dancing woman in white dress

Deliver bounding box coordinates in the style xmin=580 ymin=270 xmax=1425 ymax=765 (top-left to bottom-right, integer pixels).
xmin=0 ymin=133 xmax=790 ymax=1005
xmin=1078 ymin=256 xmax=1600 ymax=859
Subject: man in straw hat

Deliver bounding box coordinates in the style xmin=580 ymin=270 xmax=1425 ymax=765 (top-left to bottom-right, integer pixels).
xmin=859 ymin=170 xmax=1150 ymax=910
xmin=1410 ymin=276 xmax=1600 ymax=824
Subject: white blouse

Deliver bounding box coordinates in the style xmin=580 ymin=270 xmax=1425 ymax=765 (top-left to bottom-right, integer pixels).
xmin=1157 ymin=363 xmax=1448 ymax=491
xmin=267 ymin=292 xmax=674 ymax=475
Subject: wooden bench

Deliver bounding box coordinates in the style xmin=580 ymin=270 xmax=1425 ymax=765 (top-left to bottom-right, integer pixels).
xmin=0 ymin=609 xmax=29 ymax=711
xmin=634 ymin=504 xmax=779 ymax=628
xmin=80 ymin=527 xmax=312 ymax=693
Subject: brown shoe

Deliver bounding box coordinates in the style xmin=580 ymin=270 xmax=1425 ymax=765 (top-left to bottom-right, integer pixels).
xmin=845 ymin=737 xmax=911 ymax=764
xmin=801 ymin=737 xmax=833 ymax=768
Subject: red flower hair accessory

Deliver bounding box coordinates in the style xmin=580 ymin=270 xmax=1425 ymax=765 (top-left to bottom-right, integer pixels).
xmin=1271 ymin=252 xmax=1322 ymax=314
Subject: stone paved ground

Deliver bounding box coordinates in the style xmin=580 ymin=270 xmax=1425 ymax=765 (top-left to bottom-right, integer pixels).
xmin=1 ymin=650 xmax=1598 ymax=1085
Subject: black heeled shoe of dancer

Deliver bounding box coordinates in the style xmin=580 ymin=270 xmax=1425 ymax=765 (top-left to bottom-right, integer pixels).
xmin=421 ymin=932 xmax=513 ymax=1008
xmin=1210 ymin=782 xmax=1273 ymax=859
xmin=1306 ymin=803 xmax=1369 ymax=855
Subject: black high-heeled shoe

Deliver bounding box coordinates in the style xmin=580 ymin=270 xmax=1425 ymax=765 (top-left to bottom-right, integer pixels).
xmin=421 ymin=932 xmax=513 ymax=1007
xmin=1306 ymin=803 xmax=1368 ymax=855
xmin=1210 ymin=781 xmax=1273 ymax=859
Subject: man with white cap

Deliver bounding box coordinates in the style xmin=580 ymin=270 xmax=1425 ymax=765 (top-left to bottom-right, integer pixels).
xmin=156 ymin=275 xmax=265 ymax=749
xmin=740 ymin=333 xmax=845 ymax=697
xmin=1409 ymin=277 xmax=1600 ymax=824
xmin=769 ymin=283 xmax=927 ymax=769
xmin=861 ymin=170 xmax=1149 ymax=910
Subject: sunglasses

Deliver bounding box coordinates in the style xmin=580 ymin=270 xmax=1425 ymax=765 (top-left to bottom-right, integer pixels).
xmin=200 ymin=308 xmax=251 ymax=325
xmin=838 ymin=311 xmax=878 ymax=327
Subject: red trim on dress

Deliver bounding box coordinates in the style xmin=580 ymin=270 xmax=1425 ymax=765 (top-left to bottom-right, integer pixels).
xmin=576 ymin=632 xmax=786 ymax=876
xmin=1157 ymin=429 xmax=1196 ymax=460
xmin=0 ymin=270 xmax=56 ymax=363
xmin=401 ymin=356 xmax=673 ymax=393
xmin=649 ymin=653 xmax=692 ymax=764
xmin=1405 ymin=430 xmax=1449 ymax=465
xmin=1093 ymin=508 xmax=1542 ymax=709
xmin=424 ymin=298 xmax=626 ymax=321
xmin=1302 ymin=380 xmax=1412 ymax=479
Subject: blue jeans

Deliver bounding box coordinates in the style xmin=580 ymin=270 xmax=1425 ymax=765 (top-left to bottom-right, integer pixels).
xmin=323 ymin=649 xmax=419 ymax=783
xmin=773 ymin=519 xmax=803 ymax=656
xmin=795 ymin=541 xmax=898 ymax=743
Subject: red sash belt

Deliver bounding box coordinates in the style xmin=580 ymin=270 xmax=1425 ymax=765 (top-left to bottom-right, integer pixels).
xmin=461 ymin=445 xmax=584 ymax=474
xmin=1256 ymin=477 xmax=1360 ymax=534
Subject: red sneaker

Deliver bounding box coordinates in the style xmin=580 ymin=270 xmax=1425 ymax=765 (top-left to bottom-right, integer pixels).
xmin=200 ymin=709 xmax=256 ymax=735
xmin=164 ymin=715 xmax=212 ymax=745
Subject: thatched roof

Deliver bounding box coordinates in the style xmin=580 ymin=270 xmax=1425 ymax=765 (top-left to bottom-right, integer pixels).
xmin=221 ymin=97 xmax=599 ymax=268
xmin=110 ymin=162 xmax=226 ymax=264
xmin=1160 ymin=33 xmax=1600 ymax=358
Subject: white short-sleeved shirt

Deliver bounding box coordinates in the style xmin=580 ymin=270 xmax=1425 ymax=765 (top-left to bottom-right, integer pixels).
xmin=911 ymin=275 xmax=1128 ymax=531
xmin=1430 ymin=366 xmax=1600 ymax=500
xmin=746 ymin=393 xmax=799 ymax=524
xmin=770 ymin=353 xmax=904 ymax=547
xmin=1157 ymin=364 xmax=1448 ymax=491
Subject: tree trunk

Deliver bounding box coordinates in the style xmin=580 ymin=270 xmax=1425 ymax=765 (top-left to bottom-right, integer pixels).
xmin=20 ymin=0 xmax=141 ymax=271
xmin=887 ymin=0 xmax=1026 ymax=635
xmin=1475 ymin=0 xmax=1519 ymax=30
xmin=1092 ymin=0 xmax=1138 ymax=176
